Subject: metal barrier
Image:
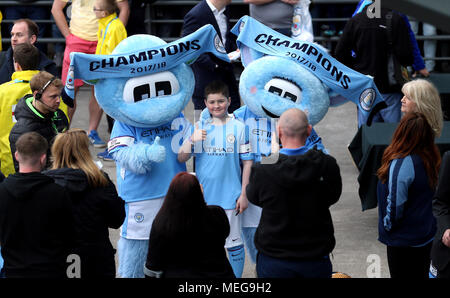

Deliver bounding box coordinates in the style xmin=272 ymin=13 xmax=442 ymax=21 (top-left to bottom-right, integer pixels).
xmin=1 ymin=0 xmax=448 ymax=44
xmin=1 ymin=0 xmax=449 ymax=68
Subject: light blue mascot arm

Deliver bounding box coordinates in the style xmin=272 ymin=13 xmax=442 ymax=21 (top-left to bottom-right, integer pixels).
xmin=111 ymin=137 xmax=166 ymax=174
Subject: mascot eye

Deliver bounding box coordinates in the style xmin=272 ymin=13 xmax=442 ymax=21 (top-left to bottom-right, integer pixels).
xmin=133 ymin=84 xmax=150 ymax=102
xmin=264 ymin=78 xmax=302 ymax=103
xmin=284 ymin=92 xmax=297 ymax=102
xmin=267 ymin=86 xmax=282 ymax=96
xmin=123 ymin=71 xmax=180 ymax=103
xmin=155 ymin=81 xmax=172 ymax=96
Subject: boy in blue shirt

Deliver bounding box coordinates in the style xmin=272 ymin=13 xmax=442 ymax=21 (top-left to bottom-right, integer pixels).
xmin=178 ymin=80 xmax=253 ymax=278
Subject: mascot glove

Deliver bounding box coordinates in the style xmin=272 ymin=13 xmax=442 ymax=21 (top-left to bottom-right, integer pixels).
xmin=145 ymin=136 xmax=166 ymax=163
xmin=61 ymin=88 xmax=75 ymax=108
xmin=199 ymin=107 xmax=212 ymax=124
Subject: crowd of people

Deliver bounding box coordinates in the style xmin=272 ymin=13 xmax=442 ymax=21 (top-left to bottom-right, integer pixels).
xmin=0 ymin=0 xmax=448 ymax=280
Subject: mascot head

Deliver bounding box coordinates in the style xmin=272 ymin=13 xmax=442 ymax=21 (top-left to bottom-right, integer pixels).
xmin=239 ymin=55 xmax=329 ymax=125
xmin=94 ymin=35 xmax=194 ymax=128
xmin=65 ymin=25 xmax=229 ymax=128
xmin=232 ymin=16 xmax=385 ymax=126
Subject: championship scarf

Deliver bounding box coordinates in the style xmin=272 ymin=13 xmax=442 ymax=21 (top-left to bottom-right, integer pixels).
xmin=64 ymin=24 xmax=230 ymax=99
xmin=231 ymin=16 xmax=387 ymax=126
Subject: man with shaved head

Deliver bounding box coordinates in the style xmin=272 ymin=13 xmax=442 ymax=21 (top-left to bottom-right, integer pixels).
xmin=246 ymin=108 xmax=342 ymax=278
xmin=277 ymin=108 xmax=311 ymax=149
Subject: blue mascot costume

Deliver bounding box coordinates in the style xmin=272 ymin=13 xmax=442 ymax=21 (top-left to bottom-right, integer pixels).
xmin=227 ymin=16 xmax=388 ymax=265
xmin=63 ymin=26 xmax=230 ymax=277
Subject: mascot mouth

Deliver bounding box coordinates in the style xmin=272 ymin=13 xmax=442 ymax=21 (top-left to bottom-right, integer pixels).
xmin=262 ymin=106 xmax=280 ymax=118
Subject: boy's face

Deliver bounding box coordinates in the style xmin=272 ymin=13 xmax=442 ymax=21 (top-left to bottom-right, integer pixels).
xmin=93 ymin=0 xmax=107 ymax=19
xmin=204 ymin=92 xmax=230 ymax=119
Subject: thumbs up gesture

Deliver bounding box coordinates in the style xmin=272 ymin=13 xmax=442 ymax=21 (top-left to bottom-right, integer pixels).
xmin=146 ymin=136 xmax=166 ymax=163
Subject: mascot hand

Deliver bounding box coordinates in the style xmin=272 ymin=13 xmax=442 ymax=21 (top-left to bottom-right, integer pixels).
xmin=146 ymin=136 xmax=166 ymax=163
xmin=199 ymin=107 xmax=211 ymax=124
xmin=61 ymin=88 xmax=75 ymax=108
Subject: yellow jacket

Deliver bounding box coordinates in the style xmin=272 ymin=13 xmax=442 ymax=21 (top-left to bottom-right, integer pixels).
xmin=96 ymin=13 xmax=127 ymax=55
xmin=0 ymin=70 xmax=39 ymax=176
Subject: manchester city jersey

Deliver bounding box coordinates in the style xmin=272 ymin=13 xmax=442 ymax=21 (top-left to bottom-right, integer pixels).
xmin=109 ymin=114 xmax=192 ymax=203
xmin=233 ymin=105 xmax=328 ymax=162
xmin=233 ymin=106 xmax=274 ymax=162
xmin=195 ymin=117 xmax=252 ymax=210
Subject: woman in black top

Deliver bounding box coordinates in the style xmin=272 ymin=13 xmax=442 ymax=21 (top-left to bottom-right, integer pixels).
xmin=431 ymin=151 xmax=450 ymax=278
xmin=144 ymin=172 xmax=235 ymax=278
xmin=45 ymin=129 xmax=125 ymax=278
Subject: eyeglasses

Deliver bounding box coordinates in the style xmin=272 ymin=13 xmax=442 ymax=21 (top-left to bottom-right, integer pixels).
xmin=93 ymin=7 xmax=104 ymax=12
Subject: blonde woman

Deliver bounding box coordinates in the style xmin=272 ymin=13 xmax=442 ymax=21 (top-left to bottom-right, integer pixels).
xmin=401 ymin=79 xmax=444 ymax=137
xmin=45 ymin=128 xmax=125 ymax=278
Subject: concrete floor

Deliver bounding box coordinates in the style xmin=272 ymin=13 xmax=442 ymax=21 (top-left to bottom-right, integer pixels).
xmin=72 ymin=86 xmax=389 ymax=278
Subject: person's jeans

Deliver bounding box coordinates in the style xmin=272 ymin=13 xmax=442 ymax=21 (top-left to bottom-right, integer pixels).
xmin=242 ymin=227 xmax=258 ymax=264
xmin=256 ymin=252 xmax=332 ymax=278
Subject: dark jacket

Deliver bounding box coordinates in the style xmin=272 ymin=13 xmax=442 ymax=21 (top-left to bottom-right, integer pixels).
xmin=9 ymin=94 xmax=68 ymax=172
xmin=0 ymin=172 xmax=74 ymax=278
xmin=335 ymin=6 xmax=414 ymax=93
xmin=0 ymin=47 xmax=58 ymax=85
xmin=431 ymin=151 xmax=450 ymax=274
xmin=377 ymin=155 xmax=436 ymax=247
xmin=246 ymin=149 xmax=342 ymax=260
xmin=182 ymin=0 xmax=240 ymax=112
xmin=146 ymin=205 xmax=235 ymax=278
xmin=44 ymin=168 xmax=125 ymax=278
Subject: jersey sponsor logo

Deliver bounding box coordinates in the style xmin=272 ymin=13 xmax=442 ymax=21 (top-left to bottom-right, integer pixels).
xmin=204 ymin=146 xmax=234 ymax=154
xmin=141 ymin=125 xmax=173 ymax=137
xmin=252 ymin=128 xmax=271 ymax=138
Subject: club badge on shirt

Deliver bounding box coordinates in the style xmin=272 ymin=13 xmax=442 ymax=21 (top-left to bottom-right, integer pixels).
xmin=226 ymin=134 xmax=236 ymax=144
xmin=134 ymin=213 xmax=144 ymax=223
